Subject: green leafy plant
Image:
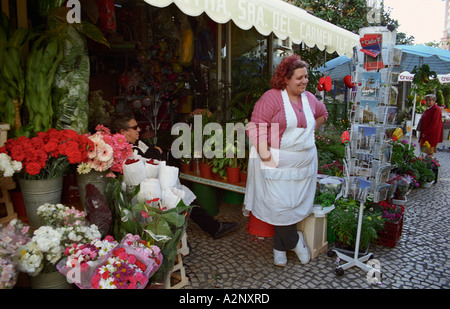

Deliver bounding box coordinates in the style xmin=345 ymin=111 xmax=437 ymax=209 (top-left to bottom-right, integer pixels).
xmin=328 ymin=198 xmax=385 ymax=250
xmin=315 ymin=131 xmax=345 ymax=171
xmin=410 ymin=157 xmax=435 ymax=183
xmin=390 ymin=139 xmax=416 ymax=166
xmin=314 ymin=192 xmax=335 ymax=207
xmin=87 ymin=90 xmax=114 ymax=133
xmin=180 ymin=155 xmax=191 ymax=165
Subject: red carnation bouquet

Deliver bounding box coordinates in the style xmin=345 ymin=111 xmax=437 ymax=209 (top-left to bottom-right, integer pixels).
xmin=0 ymin=128 xmax=93 ymax=180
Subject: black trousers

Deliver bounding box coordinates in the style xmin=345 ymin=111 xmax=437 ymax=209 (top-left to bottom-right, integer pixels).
xmin=189 ymin=205 xmax=220 ymax=236
xmin=273 ymin=224 xmax=299 ymax=251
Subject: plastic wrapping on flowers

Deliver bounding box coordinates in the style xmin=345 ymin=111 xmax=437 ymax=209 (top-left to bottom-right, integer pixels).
xmin=57 ymin=234 xmax=162 ymax=289
xmin=106 ymin=176 xmax=195 ymax=284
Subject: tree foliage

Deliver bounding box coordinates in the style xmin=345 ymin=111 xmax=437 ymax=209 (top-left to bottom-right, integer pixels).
xmin=294 ymin=0 xmax=372 ymax=34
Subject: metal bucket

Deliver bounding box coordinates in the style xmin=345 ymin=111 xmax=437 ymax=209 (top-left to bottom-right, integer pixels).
xmin=30 ymin=271 xmax=72 ymax=289
xmin=19 ymin=177 xmax=63 ymax=229
xmin=76 ymin=171 xmax=109 ymax=210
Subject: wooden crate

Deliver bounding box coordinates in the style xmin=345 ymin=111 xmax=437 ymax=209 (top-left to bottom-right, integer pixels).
xmin=297 ymin=207 xmax=334 ymax=259
xmin=0 ymin=176 xmax=18 ymax=225
xmin=163 ymin=233 xmax=189 ymax=289
xmin=0 ymin=122 xmax=10 ymax=147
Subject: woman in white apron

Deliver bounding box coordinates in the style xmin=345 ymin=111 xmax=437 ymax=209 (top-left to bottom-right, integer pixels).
xmin=245 ymin=55 xmax=328 ymax=266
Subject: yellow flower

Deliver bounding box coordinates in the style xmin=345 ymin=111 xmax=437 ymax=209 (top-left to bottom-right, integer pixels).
xmin=407 ymin=126 xmax=411 ymax=132
xmin=424 ymin=141 xmax=431 ymax=148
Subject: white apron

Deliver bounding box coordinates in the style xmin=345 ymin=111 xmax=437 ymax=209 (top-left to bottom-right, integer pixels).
xmin=244 ymin=90 xmax=318 ymax=226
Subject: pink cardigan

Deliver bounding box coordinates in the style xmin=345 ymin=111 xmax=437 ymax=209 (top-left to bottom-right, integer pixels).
xmin=248 ymin=89 xmax=328 ymax=148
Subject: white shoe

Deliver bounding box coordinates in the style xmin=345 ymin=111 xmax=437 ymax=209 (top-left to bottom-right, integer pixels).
xmin=292 ymin=231 xmax=310 ymax=264
xmin=273 ymin=249 xmax=287 ymax=267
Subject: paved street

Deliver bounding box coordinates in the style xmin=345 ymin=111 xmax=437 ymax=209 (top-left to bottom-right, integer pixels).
xmin=182 ymin=137 xmax=450 ymax=289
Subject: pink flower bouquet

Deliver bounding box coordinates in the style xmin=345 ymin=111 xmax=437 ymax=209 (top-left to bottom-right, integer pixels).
xmin=57 ymin=234 xmax=162 ymax=289
xmin=77 ymin=125 xmax=133 ymax=177
xmin=57 ymin=235 xmax=119 ymax=288
xmin=0 ymin=219 xmax=30 ymax=288
xmin=90 ymin=234 xmax=162 ymax=289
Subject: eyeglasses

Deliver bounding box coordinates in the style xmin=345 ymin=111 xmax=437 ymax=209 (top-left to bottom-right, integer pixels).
xmin=128 ymin=124 xmax=139 ymax=130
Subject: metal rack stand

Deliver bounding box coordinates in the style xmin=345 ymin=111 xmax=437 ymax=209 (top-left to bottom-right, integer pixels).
xmin=332 ymin=199 xmax=374 ymax=276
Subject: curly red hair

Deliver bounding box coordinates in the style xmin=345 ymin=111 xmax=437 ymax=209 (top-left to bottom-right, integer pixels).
xmin=270 ymin=54 xmax=309 ymax=90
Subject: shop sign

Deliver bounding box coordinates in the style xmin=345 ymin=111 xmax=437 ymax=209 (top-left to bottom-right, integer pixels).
xmin=143 ymin=0 xmax=359 ymax=57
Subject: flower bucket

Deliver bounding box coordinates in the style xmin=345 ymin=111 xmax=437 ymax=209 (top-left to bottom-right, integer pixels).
xmin=192 ymin=182 xmax=218 ymax=216
xmin=30 ymin=271 xmax=72 ymax=289
xmin=76 ymin=171 xmax=110 ymax=210
xmin=377 ymin=215 xmax=404 ymax=248
xmin=200 ymin=162 xmax=212 ymax=179
xmin=222 ymin=191 xmax=244 ymax=204
xmin=391 ymin=196 xmax=407 ymax=206
xmin=246 ymin=212 xmax=274 ymax=237
xmin=19 ymin=177 xmax=63 ymax=229
xmin=422 ymin=181 xmax=434 ymax=188
xmin=226 ymin=166 xmax=240 ymax=184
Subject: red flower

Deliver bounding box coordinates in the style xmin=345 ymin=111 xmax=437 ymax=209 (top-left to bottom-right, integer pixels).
xmin=125 ymin=158 xmax=140 ymax=165
xmin=101 ymin=271 xmax=110 ymax=280
xmin=30 ymin=136 xmax=44 ymax=149
xmin=25 ymin=161 xmax=42 ymax=175
xmin=44 ymin=141 xmax=59 ymax=154
xmin=113 ymin=247 xmax=126 ymax=257
xmin=135 ymin=260 xmax=146 ymax=272
xmin=141 ymin=210 xmax=150 ymax=218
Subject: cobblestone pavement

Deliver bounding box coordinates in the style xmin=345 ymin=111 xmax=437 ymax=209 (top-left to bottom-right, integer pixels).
xmin=182 ymin=137 xmax=450 ymax=289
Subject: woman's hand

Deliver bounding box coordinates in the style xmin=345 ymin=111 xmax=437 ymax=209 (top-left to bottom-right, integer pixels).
xmin=315 ymin=116 xmax=326 ymax=131
xmin=258 ymin=141 xmax=277 ymax=167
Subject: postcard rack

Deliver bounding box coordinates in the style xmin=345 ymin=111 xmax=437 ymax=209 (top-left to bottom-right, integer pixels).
xmin=332 ymin=26 xmax=400 ymax=281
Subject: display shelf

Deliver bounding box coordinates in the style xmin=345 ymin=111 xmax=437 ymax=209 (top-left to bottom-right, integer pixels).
xmin=179 ymin=172 xmax=246 ymax=194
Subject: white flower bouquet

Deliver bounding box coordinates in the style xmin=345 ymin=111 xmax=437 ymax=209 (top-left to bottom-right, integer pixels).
xmin=17 ymin=204 xmax=101 ymax=276
xmin=0 ymin=152 xmax=22 ymax=178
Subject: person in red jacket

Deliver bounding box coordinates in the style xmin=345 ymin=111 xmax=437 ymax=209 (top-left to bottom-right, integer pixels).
xmin=419 ymin=94 xmax=443 ymax=156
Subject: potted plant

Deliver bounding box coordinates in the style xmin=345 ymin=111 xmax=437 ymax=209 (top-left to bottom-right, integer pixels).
xmin=200 ymin=157 xmax=212 ymax=178
xmin=224 ymin=139 xmax=240 ymax=184
xmin=422 ymin=154 xmax=440 ymax=183
xmin=328 ymin=197 xmax=385 ymax=254
xmin=369 ymin=200 xmax=404 ymax=248
xmin=239 ymin=157 xmax=248 ymax=184
xmin=211 ymin=156 xmax=227 ymax=180
xmin=314 ymin=192 xmax=336 ymax=209
xmin=410 ymin=157 xmax=435 ymax=186
xmin=180 ymin=155 xmax=191 ymax=173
